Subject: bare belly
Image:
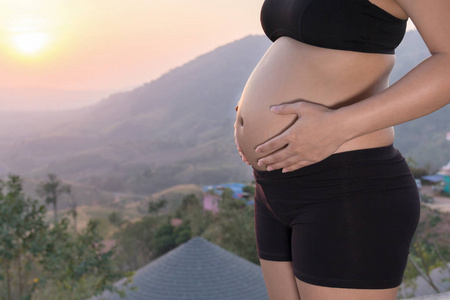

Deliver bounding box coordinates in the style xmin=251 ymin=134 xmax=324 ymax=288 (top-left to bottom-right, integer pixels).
xmin=235 ymin=36 xmax=396 ymax=171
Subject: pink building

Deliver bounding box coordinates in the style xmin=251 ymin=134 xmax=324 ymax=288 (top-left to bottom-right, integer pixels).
xmin=203 ymin=192 xmax=221 ymax=213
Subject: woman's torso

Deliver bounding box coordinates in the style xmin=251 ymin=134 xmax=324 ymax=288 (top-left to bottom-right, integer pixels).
xmin=235 ymin=34 xmax=400 ymax=171
xmin=236 ymin=0 xmax=407 ymax=170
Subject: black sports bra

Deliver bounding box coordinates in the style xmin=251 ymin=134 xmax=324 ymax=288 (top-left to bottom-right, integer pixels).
xmin=260 ymin=0 xmax=408 ymax=54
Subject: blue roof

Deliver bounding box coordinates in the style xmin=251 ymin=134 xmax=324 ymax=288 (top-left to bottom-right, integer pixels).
xmin=203 ymin=183 xmax=247 ymax=199
xmin=421 ymin=175 xmax=445 ymax=182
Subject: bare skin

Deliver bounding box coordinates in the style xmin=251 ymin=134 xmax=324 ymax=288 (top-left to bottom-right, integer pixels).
xmin=233 ymin=0 xmax=410 ymax=172
xmin=259 ymin=259 xmax=400 ymax=300
xmin=233 ymin=0 xmax=418 ymax=299
xmin=234 ymin=33 xmax=399 ymax=172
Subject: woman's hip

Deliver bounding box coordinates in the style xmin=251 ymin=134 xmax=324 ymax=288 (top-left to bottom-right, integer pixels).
xmin=252 ymin=143 xmax=421 ymax=227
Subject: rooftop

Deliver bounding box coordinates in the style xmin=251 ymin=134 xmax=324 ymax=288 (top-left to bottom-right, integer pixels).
xmin=87 ymin=236 xmax=268 ymax=300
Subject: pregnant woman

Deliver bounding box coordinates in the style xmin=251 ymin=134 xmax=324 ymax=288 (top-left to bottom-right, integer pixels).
xmin=234 ymin=0 xmax=450 ymax=299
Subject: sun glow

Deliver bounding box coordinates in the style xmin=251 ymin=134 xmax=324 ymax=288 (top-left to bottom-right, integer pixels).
xmin=13 ymin=32 xmax=50 ymax=55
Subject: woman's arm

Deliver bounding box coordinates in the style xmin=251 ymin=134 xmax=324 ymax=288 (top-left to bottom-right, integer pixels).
xmin=254 ymin=0 xmax=450 ymax=172
xmin=337 ymin=0 xmax=450 ymax=142
xmin=337 ymin=53 xmax=449 ymax=143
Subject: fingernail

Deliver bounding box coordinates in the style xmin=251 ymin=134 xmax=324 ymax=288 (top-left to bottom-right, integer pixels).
xmin=282 ymin=168 xmax=287 ymax=173
xmin=257 ymin=161 xmax=263 ymax=167
xmin=255 ymin=148 xmax=261 ymax=153
xmin=267 ymin=166 xmax=273 ymax=171
xmin=271 ymin=105 xmax=280 ymax=112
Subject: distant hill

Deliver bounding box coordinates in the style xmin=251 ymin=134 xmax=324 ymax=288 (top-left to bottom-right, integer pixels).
xmin=0 ymin=31 xmax=448 ymax=200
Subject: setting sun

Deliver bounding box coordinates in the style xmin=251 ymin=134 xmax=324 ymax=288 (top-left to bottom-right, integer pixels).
xmin=13 ymin=32 xmax=50 ymax=55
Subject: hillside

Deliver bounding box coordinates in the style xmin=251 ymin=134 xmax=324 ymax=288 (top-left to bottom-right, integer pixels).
xmin=0 ymin=31 xmax=448 ymax=199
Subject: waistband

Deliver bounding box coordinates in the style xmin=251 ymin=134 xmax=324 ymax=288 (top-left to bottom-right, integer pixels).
xmin=253 ymin=143 xmax=400 ymax=179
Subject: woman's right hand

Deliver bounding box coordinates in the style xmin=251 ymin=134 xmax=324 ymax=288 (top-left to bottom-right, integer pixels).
xmin=234 ymin=103 xmax=250 ymax=166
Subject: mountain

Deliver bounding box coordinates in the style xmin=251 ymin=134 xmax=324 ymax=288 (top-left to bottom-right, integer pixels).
xmin=0 ymin=31 xmax=448 ymax=200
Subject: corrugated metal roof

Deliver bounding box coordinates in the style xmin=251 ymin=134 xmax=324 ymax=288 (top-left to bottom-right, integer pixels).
xmin=87 ymin=236 xmax=268 ymax=300
xmin=421 ymin=175 xmax=446 ymax=182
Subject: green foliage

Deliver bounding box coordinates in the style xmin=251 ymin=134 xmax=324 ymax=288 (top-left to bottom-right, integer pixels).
xmin=401 ymin=205 xmax=450 ymax=295
xmin=175 ymin=194 xmax=213 ymax=237
xmin=203 ymin=197 xmax=258 ymax=264
xmin=153 ymin=224 xmax=177 ymax=255
xmin=153 ymin=221 xmax=192 ymax=257
xmin=0 ymin=174 xmax=132 ymax=300
xmin=113 ymin=215 xmax=164 ymax=271
xmin=173 ymin=222 xmax=191 ymax=245
xmin=36 ymin=173 xmax=71 ymax=224
xmin=108 ymin=211 xmax=124 ymax=227
xmin=179 ymin=194 xmax=201 ymax=210
xmin=148 ymin=198 xmax=167 ymax=215
xmin=243 ymin=185 xmax=255 ymax=195
xmin=174 ymin=194 xmax=202 ymax=219
xmin=0 ymin=174 xmax=48 ymax=300
xmin=38 ymin=218 xmax=132 ymax=300
xmin=221 ymin=188 xmax=234 ymax=201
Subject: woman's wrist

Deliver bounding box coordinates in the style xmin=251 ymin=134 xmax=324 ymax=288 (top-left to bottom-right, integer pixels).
xmin=332 ymin=105 xmax=359 ymax=143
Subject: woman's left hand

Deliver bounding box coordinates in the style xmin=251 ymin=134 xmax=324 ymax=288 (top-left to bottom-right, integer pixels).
xmin=254 ymin=100 xmax=350 ymax=173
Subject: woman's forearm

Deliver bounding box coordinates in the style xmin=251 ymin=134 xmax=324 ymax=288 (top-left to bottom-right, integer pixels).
xmin=336 ymin=52 xmax=450 ymax=142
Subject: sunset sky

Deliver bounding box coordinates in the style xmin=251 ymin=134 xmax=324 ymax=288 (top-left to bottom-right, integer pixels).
xmin=0 ymin=0 xmax=417 ymax=111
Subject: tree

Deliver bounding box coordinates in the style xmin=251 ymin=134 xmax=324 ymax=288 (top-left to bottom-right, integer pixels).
xmin=113 ymin=216 xmax=163 ymax=272
xmin=108 ymin=211 xmax=124 ymax=227
xmin=0 ymin=173 xmax=134 ymax=300
xmin=243 ymin=185 xmax=255 ymax=196
xmin=179 ymin=194 xmax=201 ymax=211
xmin=153 ymin=224 xmax=177 ymax=256
xmin=174 ymin=194 xmax=212 ymax=236
xmin=203 ymin=196 xmax=257 ymax=264
xmin=148 ymin=198 xmax=167 ymax=215
xmin=0 ymin=174 xmax=48 ymax=300
xmin=36 ymin=173 xmax=71 ymax=224
xmin=67 ymin=191 xmax=78 ymax=234
xmin=41 ymin=218 xmax=133 ymax=299
xmin=221 ymin=188 xmax=234 ymax=201
xmin=152 ymin=221 xmax=192 ymax=257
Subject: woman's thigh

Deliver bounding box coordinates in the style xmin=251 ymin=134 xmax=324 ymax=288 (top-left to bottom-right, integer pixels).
xmin=287 ymin=150 xmax=420 ymax=290
xmin=295 ymin=278 xmax=399 ymax=300
xmin=253 ymin=144 xmax=421 ymax=298
xmin=260 ymin=259 xmax=302 ymax=300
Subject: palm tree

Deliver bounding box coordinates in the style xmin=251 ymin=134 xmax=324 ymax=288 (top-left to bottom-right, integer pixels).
xmin=36 ymin=173 xmax=71 ymax=224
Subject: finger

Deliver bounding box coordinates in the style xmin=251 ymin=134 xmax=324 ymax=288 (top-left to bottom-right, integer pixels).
xmin=271 ymin=101 xmax=304 ymax=115
xmin=281 ymin=160 xmax=315 ymax=173
xmin=257 ymin=147 xmax=293 ymax=167
xmin=255 ymin=133 xmax=288 ymax=153
xmin=264 ymin=154 xmax=302 ymax=171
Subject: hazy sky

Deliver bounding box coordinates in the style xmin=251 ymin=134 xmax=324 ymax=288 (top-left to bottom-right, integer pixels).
xmin=0 ymin=0 xmax=417 ymax=111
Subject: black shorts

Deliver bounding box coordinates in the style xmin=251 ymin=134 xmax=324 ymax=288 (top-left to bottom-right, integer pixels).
xmin=253 ymin=144 xmax=421 ymax=289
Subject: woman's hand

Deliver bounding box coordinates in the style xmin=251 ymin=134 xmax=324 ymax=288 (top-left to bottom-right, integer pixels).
xmin=254 ymin=100 xmax=349 ymax=173
xmin=234 ymin=104 xmax=251 ymax=166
